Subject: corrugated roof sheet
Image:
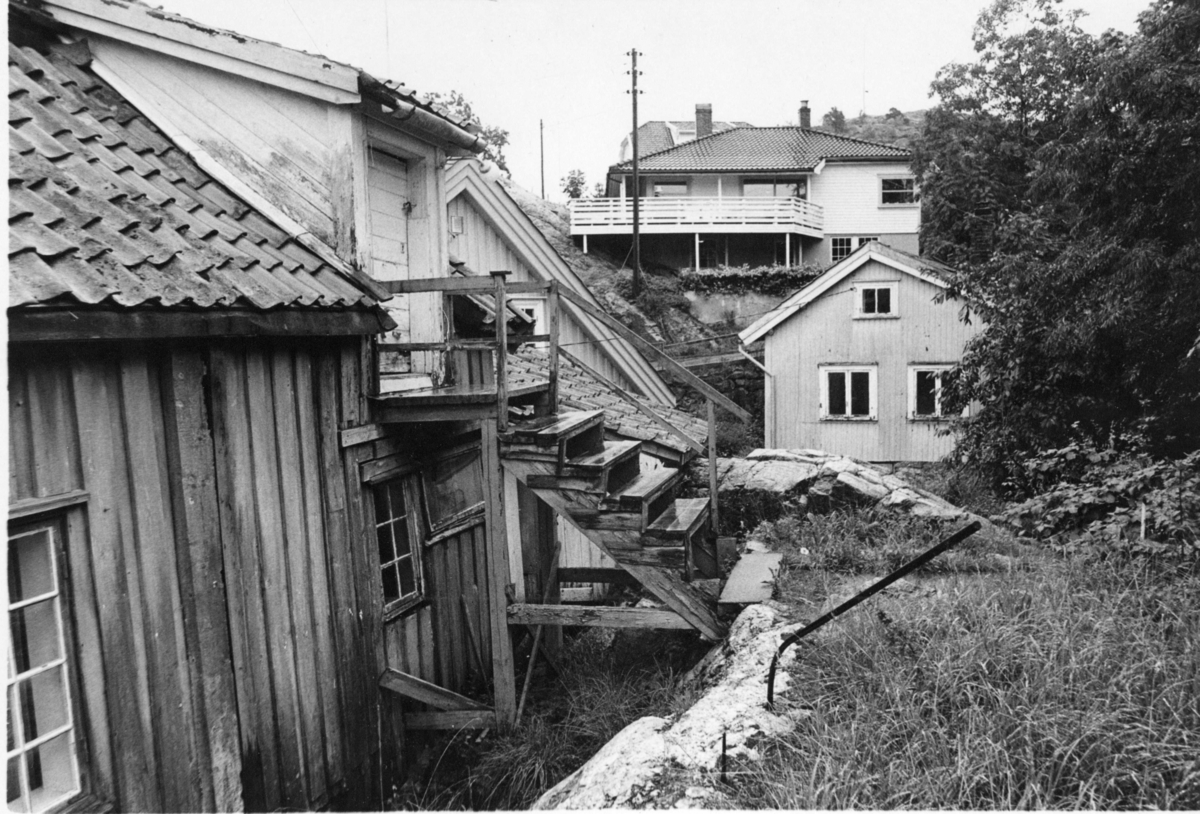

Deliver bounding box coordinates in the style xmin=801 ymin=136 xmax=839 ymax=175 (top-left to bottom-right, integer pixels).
xmin=7 ymin=38 xmax=378 ymax=311
xmin=613 ymin=126 xmax=910 ymax=173
xmin=509 ymin=348 xmax=708 ymax=457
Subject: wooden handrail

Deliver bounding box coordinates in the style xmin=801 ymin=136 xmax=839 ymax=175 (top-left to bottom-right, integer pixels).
xmin=557 ymin=346 xmax=704 ymax=455
xmin=556 ymin=286 xmax=751 ymax=423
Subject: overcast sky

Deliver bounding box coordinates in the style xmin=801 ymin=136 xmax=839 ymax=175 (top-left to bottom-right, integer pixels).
xmin=153 ymin=0 xmax=1148 ymax=203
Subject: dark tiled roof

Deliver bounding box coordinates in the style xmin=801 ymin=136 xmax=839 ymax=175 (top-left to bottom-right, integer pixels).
xmin=8 ymin=39 xmax=378 ymax=311
xmin=613 ymin=126 xmax=910 ymax=173
xmin=508 ymin=349 xmax=708 ymax=457
xmin=632 ymin=120 xmax=748 ymax=155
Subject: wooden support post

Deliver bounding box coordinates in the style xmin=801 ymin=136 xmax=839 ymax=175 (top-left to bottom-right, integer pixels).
xmin=695 ymin=233 xmax=701 ymax=272
xmin=582 ymin=234 xmax=588 ymax=254
xmin=515 ymin=541 xmax=561 ymax=726
xmin=785 ymin=233 xmax=791 ymax=267
xmin=547 ymin=281 xmax=560 ymax=413
xmin=481 ymin=420 xmax=517 ymax=725
xmin=708 ymin=399 xmax=720 ymax=536
xmin=491 ymin=271 xmax=511 ymax=432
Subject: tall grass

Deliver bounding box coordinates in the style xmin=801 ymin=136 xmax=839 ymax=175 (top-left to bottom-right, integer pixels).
xmin=397 ymin=628 xmax=705 ymax=810
xmin=734 ymin=557 xmax=1200 ymax=809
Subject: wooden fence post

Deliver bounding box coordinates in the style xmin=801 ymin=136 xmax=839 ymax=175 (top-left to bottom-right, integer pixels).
xmin=491 ymin=271 xmax=510 ymax=431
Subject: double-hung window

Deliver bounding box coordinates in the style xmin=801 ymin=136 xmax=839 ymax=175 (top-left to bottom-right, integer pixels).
xmin=7 ymin=518 xmax=80 ymax=813
xmin=909 ymin=365 xmax=954 ymax=420
xmin=820 ymin=365 xmax=877 ymax=420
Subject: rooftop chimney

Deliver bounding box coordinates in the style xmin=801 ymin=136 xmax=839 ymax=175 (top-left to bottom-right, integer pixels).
xmin=695 ymin=103 xmax=713 ymax=138
xmin=799 ymin=100 xmax=811 ymax=129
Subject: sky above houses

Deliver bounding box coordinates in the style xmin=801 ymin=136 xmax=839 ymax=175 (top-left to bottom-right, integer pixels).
xmin=153 ymin=0 xmax=1147 ymax=204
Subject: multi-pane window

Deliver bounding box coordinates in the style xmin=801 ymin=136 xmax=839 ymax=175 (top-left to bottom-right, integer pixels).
xmin=831 ymin=237 xmax=854 ymax=262
xmin=373 ymin=479 xmax=422 ymax=613
xmin=909 ymin=365 xmax=954 ymax=419
xmin=856 ymin=283 xmax=897 ymax=317
xmin=857 ymin=236 xmax=878 ymax=249
xmin=881 ymin=176 xmax=918 ymax=205
xmin=7 ymin=520 xmax=79 ymax=814
xmin=820 ymin=365 xmax=877 ymax=420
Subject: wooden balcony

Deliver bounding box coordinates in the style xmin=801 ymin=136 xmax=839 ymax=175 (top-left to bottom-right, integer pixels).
xmin=568 ymin=196 xmax=824 ymax=237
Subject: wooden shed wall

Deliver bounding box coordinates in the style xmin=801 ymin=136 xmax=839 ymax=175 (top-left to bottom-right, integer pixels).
xmin=8 ymin=339 xmax=384 ymax=812
xmin=763 ymin=259 xmax=980 ymax=461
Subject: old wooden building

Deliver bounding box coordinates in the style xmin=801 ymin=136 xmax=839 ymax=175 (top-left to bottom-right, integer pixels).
xmin=9 ymin=2 xmax=748 ymax=811
xmin=740 ymin=241 xmax=982 ymax=462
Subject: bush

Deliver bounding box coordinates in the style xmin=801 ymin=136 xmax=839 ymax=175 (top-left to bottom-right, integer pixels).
xmin=678 ymin=263 xmax=823 ymax=298
xmin=1003 ymin=443 xmax=1200 ymax=557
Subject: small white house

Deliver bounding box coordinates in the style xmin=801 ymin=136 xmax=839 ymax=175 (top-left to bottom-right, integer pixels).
xmin=740 ymin=242 xmax=982 ymax=462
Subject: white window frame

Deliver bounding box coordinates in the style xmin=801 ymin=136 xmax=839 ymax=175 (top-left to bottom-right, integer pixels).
xmin=651 ymin=181 xmax=688 ymax=197
xmin=854 ymin=282 xmax=898 ymax=319
xmin=857 ymin=236 xmax=878 ymax=249
xmin=369 ymin=472 xmax=426 ymax=619
xmin=6 ymin=517 xmax=82 ymax=814
xmin=510 ymin=298 xmax=547 ymax=347
xmin=880 ymin=175 xmax=918 ymax=206
xmin=830 ymin=237 xmax=854 ymax=262
xmin=908 ymin=365 xmax=958 ymax=420
xmin=819 ymin=365 xmax=878 ymax=421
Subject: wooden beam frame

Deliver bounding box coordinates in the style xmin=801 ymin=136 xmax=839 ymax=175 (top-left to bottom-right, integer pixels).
xmin=9 ymin=309 xmax=393 ymax=342
xmin=380 ymin=278 xmax=550 ymax=295
xmin=507 ymin=603 xmax=693 ymax=630
xmin=378 ymin=668 xmax=489 ymax=711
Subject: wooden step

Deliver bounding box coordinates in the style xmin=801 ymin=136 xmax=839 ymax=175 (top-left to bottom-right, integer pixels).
xmin=563 ymin=440 xmax=641 ymax=476
xmin=501 ymin=410 xmax=603 ymax=448
xmin=645 ymin=498 xmax=710 ymax=543
xmin=602 ymin=467 xmax=679 ymax=512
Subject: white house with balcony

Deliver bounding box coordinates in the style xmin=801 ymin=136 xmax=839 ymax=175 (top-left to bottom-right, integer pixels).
xmin=571 ymin=103 xmax=920 ymax=271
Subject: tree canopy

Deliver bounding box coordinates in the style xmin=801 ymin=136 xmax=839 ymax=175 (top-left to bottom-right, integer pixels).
xmin=913 ymin=0 xmax=1200 ymax=489
xmin=422 ymin=90 xmax=511 ymax=174
xmin=561 ymin=169 xmax=587 ymax=199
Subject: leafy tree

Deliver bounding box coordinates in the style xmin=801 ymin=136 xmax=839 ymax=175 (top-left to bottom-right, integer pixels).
xmin=915 ymin=0 xmax=1200 ymax=490
xmin=422 ymin=90 xmax=511 ymax=174
xmin=561 ymin=169 xmax=587 ymax=199
xmin=822 ymin=106 xmax=847 ymax=133
xmin=885 ymin=107 xmax=909 ymax=123
xmin=592 ymin=181 xmax=605 ymax=198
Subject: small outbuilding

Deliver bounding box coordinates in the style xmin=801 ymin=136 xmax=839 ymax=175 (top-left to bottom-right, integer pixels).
xmin=739 ymin=242 xmax=981 ymax=462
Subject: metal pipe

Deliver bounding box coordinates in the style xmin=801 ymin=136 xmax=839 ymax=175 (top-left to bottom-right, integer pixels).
xmin=765 ymin=519 xmax=981 ymax=707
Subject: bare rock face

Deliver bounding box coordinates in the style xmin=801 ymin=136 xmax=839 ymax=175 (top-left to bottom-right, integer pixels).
xmin=533 ymin=605 xmax=807 ymax=810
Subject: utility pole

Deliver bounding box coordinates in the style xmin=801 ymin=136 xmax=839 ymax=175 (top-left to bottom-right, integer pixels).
xmin=539 ymin=118 xmax=545 ymax=198
xmin=627 ymin=48 xmax=643 ymax=298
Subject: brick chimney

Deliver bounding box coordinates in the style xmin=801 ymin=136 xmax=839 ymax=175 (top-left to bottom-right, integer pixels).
xmin=799 ymin=100 xmax=811 ymax=129
xmin=695 ymin=103 xmax=713 ymax=138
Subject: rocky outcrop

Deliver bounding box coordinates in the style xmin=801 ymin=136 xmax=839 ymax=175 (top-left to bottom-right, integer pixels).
xmin=691 ymin=449 xmax=975 ymax=532
xmin=533 ymin=605 xmax=807 ymax=810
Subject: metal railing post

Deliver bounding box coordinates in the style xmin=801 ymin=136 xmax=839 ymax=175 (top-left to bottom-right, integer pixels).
xmin=491 ymin=270 xmax=510 ymax=431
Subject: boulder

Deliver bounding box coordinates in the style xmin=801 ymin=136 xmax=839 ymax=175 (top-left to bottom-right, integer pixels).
xmin=534 ymin=605 xmax=808 ymax=810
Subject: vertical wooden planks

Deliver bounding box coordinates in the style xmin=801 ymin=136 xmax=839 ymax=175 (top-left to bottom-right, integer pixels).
xmin=427 ymin=542 xmax=453 ymax=689
xmin=480 ymin=420 xmax=517 ymax=724
xmin=315 ymin=347 xmax=369 ymax=780
xmin=243 ymin=349 xmax=307 ymax=808
xmin=294 ymin=350 xmax=343 ymax=789
xmin=9 ymin=359 xmax=36 ymax=501
xmin=209 ymin=346 xmax=281 ymax=811
xmin=472 ymin=523 xmax=492 ymax=667
xmin=70 ymin=354 xmax=161 ymax=811
xmin=26 ymin=357 xmax=83 ymax=498
xmin=269 ymin=348 xmax=325 ymax=804
xmin=160 ymin=350 xmax=242 ymax=811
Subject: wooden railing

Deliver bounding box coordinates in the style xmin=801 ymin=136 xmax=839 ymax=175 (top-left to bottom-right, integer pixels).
xmin=568 ymin=196 xmax=824 ymax=235
xmin=376 ymin=275 xmax=752 ymax=533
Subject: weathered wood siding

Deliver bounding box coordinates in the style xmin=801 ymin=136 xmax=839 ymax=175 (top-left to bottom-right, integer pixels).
xmin=8 ymin=339 xmax=385 ymax=812
xmin=763 ymin=259 xmax=980 ymax=461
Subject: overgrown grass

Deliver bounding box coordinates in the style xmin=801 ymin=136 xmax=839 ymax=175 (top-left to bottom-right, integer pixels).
xmin=730 ymin=555 xmax=1200 ymax=809
xmin=396 ymin=628 xmax=706 ymax=810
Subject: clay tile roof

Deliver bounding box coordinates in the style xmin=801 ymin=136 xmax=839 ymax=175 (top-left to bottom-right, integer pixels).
xmin=508 ymin=348 xmax=708 ymax=457
xmin=7 ymin=38 xmax=379 ymax=312
xmin=614 ymin=126 xmax=910 ymax=173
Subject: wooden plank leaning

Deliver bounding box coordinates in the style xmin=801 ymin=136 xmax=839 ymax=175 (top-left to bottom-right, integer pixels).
xmin=515 ymin=541 xmax=561 ymax=727
xmin=556 ymin=286 xmax=751 ymax=423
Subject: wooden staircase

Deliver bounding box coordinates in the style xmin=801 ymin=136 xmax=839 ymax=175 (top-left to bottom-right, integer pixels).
xmin=500 ymin=409 xmax=726 ymax=641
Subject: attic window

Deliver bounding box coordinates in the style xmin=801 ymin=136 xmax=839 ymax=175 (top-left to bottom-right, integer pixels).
xmin=881 ymin=176 xmax=918 ymax=206
xmin=855 ymin=283 xmax=897 ymax=318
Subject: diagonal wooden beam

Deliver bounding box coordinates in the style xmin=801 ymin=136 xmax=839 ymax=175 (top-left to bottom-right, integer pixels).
xmin=379 ymin=668 xmax=490 ymax=711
